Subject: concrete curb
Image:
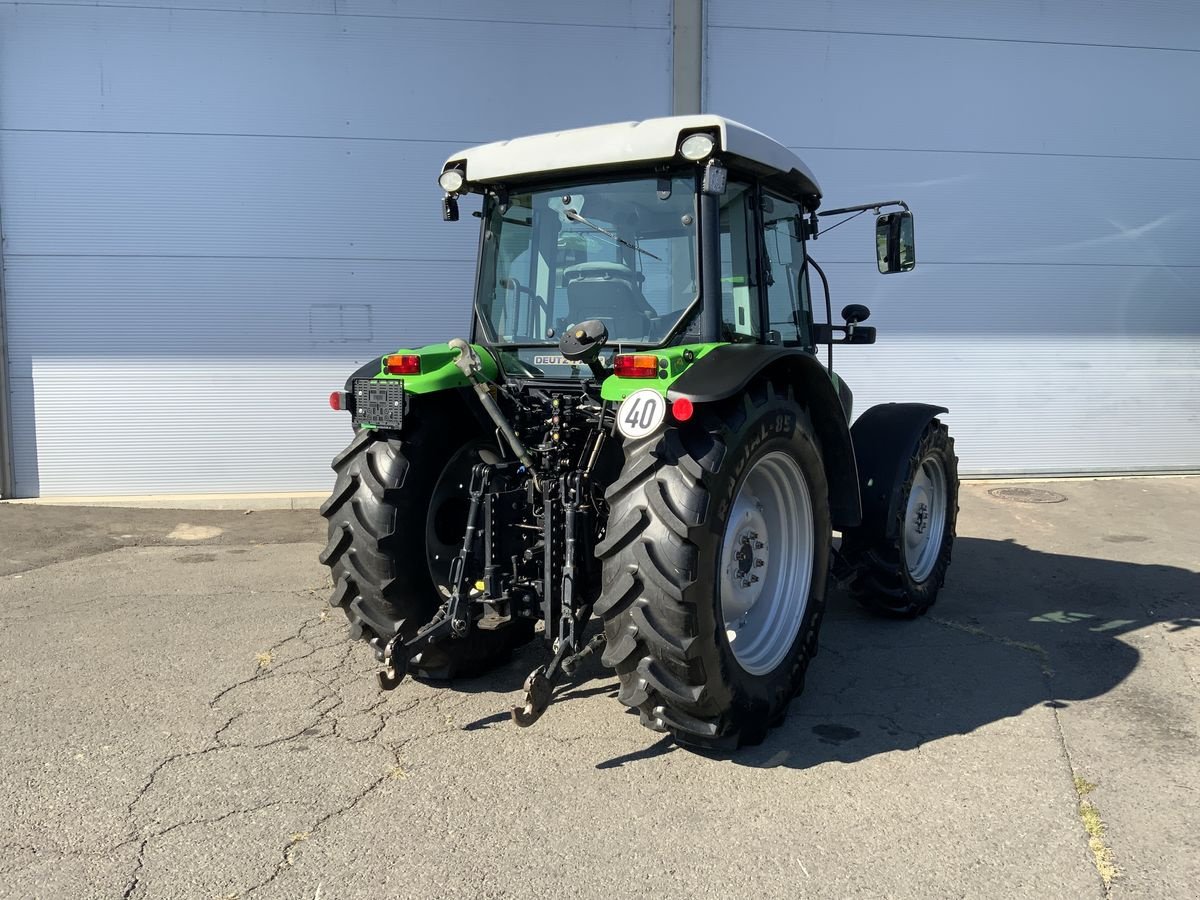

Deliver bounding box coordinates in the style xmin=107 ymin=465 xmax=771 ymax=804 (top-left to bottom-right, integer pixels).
xmin=1 ymin=474 xmax=1195 ymax=510
xmin=1 ymin=492 xmax=328 ymax=511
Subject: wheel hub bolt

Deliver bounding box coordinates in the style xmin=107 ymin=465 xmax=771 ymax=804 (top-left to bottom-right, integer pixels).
xmin=914 ymin=502 xmax=929 ymax=534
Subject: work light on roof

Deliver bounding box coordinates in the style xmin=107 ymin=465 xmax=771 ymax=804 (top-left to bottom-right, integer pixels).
xmin=438 ymin=169 xmax=465 ymax=193
xmin=679 ymin=133 xmax=716 ymax=161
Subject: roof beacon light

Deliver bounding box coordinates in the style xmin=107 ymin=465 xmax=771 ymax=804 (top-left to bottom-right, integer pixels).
xmin=679 ymin=133 xmax=716 ymax=162
xmin=438 ymin=169 xmax=465 ymax=193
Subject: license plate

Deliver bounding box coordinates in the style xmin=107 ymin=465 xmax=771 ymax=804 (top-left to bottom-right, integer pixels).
xmin=352 ymin=379 xmax=405 ymax=429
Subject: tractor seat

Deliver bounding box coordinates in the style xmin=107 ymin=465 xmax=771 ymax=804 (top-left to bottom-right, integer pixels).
xmin=563 ymin=262 xmax=650 ymax=340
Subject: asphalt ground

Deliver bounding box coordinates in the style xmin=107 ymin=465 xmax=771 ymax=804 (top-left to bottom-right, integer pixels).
xmin=0 ymin=478 xmax=1197 ymax=899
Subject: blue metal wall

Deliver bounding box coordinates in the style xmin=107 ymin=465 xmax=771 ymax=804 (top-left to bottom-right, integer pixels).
xmin=2 ymin=1 xmax=1198 ymax=494
xmin=0 ymin=1 xmax=672 ymax=495
xmin=707 ymin=1 xmax=1200 ymax=474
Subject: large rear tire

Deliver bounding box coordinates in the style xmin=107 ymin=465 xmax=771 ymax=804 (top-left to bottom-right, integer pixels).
xmin=319 ymin=412 xmax=531 ymax=680
xmin=841 ymin=419 xmax=958 ymax=618
xmin=596 ymin=381 xmax=830 ymax=749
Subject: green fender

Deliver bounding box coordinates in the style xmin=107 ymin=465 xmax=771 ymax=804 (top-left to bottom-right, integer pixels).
xmin=342 ymin=342 xmax=499 ymax=394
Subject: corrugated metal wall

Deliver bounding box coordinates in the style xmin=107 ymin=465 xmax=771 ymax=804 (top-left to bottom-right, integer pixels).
xmin=707 ymin=0 xmax=1200 ymax=474
xmin=0 ymin=0 xmax=672 ymax=496
xmin=3 ymin=0 xmax=1198 ymax=495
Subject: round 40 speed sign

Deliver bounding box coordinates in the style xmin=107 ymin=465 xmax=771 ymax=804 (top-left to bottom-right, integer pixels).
xmin=616 ymin=389 xmax=668 ymax=440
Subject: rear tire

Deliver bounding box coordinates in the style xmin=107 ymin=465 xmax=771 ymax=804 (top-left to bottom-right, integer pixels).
xmin=319 ymin=415 xmax=531 ymax=680
xmin=841 ymin=420 xmax=958 ymax=618
xmin=596 ymin=381 xmax=830 ymax=749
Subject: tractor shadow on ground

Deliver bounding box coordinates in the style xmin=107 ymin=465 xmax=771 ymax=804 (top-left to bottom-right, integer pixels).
xmin=596 ymin=536 xmax=1199 ymax=770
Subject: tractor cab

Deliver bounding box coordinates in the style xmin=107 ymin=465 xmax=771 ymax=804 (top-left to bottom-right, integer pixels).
xmin=436 ymin=115 xmax=913 ymax=383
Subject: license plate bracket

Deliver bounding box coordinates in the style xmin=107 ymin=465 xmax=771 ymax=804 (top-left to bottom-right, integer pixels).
xmin=352 ymin=379 xmax=405 ymax=429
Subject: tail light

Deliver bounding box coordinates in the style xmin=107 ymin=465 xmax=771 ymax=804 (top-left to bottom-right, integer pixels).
xmin=613 ymin=354 xmax=660 ymax=379
xmin=329 ymin=391 xmax=349 ymax=411
xmin=384 ymin=354 xmax=421 ymax=375
xmin=671 ymin=397 xmax=694 ymax=422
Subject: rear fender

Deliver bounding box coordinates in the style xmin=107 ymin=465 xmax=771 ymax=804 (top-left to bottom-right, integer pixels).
xmin=339 ymin=345 xmax=497 ymax=435
xmin=342 ymin=343 xmax=499 ymax=394
xmin=850 ymin=403 xmax=949 ymax=540
xmin=667 ymin=345 xmax=862 ymax=530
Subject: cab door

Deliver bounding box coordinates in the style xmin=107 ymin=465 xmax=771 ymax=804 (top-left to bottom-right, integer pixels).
xmin=759 ymin=192 xmax=814 ymax=349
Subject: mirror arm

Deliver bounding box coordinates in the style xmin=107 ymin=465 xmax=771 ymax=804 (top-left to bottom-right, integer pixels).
xmin=818 ymin=199 xmax=908 ymax=218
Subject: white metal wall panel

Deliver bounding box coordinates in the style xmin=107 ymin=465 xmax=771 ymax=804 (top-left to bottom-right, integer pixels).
xmin=0 ymin=1 xmax=672 ymax=496
xmin=707 ymin=1 xmax=1200 ymax=474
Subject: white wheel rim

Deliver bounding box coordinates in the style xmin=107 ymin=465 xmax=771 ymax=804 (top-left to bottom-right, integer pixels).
xmin=719 ymin=451 xmax=814 ymax=676
xmin=904 ymin=454 xmax=947 ymax=583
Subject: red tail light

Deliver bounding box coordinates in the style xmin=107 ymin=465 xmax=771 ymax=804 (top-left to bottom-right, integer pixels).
xmin=329 ymin=390 xmax=348 ymax=411
xmin=384 ymin=354 xmax=421 ymax=375
xmin=671 ymin=397 xmax=694 ymax=422
xmin=613 ymin=354 xmax=660 ymax=379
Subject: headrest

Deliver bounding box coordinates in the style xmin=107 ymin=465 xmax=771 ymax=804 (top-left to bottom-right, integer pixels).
xmin=563 ymin=262 xmax=642 ymax=284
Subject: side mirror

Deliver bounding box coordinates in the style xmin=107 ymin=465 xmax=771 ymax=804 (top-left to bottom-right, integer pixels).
xmin=876 ymin=211 xmax=915 ymax=274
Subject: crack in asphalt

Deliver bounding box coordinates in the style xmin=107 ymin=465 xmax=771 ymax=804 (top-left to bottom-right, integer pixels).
xmin=929 ymin=615 xmax=1113 ymax=897
xmin=241 ymin=767 xmax=396 ymax=898
xmin=1160 ymin=623 xmax=1200 ymax=692
xmin=208 ymin=615 xmax=327 ymax=710
xmin=116 ymin=612 xmax=330 ymax=898
xmin=929 ymin=614 xmax=1053 ymax=675
xmin=106 ymin=604 xmax=474 ymax=899
xmin=1048 ymin=702 xmax=1113 ymax=900
xmin=120 ymin=838 xmax=149 ymax=900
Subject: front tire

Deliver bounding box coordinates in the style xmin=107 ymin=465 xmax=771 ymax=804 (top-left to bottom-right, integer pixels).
xmin=841 ymin=420 xmax=958 ymax=617
xmin=596 ymin=381 xmax=830 ymax=749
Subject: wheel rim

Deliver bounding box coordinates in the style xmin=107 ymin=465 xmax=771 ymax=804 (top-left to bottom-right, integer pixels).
xmin=903 ymin=453 xmax=947 ymax=583
xmin=719 ymin=451 xmax=814 ymax=676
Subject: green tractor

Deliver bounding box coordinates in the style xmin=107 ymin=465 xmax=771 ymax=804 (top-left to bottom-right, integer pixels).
xmin=322 ymin=116 xmax=958 ymax=748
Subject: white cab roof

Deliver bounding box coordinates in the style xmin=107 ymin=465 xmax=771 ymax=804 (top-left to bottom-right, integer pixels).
xmin=443 ymin=115 xmax=821 ymax=202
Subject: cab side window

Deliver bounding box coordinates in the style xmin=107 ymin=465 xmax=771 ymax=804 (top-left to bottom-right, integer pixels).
xmin=719 ymin=183 xmax=758 ymax=341
xmin=761 ymin=194 xmax=811 ymax=347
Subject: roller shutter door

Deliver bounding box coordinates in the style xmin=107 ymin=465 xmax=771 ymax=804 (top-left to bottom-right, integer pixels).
xmin=706 ymin=0 xmax=1200 ymax=474
xmin=0 ymin=0 xmax=672 ymax=496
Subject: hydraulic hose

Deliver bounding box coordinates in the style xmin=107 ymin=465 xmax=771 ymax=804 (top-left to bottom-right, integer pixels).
xmin=447 ymin=338 xmax=539 ymax=479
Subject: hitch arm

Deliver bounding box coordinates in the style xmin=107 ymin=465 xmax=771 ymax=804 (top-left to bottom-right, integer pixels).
xmin=376 ymin=461 xmax=494 ymax=690
xmin=512 ymin=472 xmax=596 ymax=726
xmin=426 ymin=460 xmax=493 ymax=640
